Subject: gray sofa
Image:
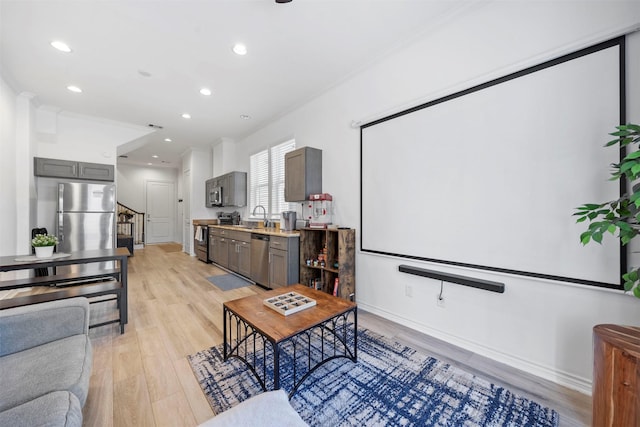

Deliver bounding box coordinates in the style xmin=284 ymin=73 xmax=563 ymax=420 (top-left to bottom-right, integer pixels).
xmin=0 ymin=298 xmax=93 ymax=427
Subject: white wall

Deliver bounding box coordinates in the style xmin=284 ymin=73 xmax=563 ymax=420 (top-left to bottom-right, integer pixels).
xmin=184 ymin=148 xmax=213 ymax=221
xmin=36 ymin=109 xmax=153 ymax=165
xmin=182 ymin=148 xmax=213 ymax=255
xmin=0 ymin=76 xmax=18 ymax=258
xmin=15 ymin=93 xmax=37 ymax=257
xmin=235 ymin=2 xmax=640 ymax=394
xmin=212 ymin=137 xmax=237 ymax=176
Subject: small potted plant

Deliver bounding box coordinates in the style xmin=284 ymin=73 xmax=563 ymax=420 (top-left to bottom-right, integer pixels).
xmin=32 ymin=233 xmax=59 ymax=258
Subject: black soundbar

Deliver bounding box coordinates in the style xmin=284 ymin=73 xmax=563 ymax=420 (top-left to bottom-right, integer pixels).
xmin=398 ymin=265 xmax=505 ymax=294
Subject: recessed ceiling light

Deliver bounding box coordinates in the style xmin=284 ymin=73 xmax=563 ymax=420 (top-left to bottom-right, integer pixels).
xmin=164 ymin=138 xmax=172 ymax=142
xmin=51 ymin=40 xmax=72 ymax=53
xmin=67 ymin=85 xmax=82 ymax=93
xmin=232 ymin=43 xmax=247 ymax=56
xmin=152 ymin=155 xmax=159 ymax=159
xmin=147 ymin=163 xmax=153 ymax=166
xmin=200 ymin=88 xmax=212 ymax=96
xmin=182 ymin=113 xmax=191 ymax=119
xmin=240 ymin=114 xmax=251 ymax=120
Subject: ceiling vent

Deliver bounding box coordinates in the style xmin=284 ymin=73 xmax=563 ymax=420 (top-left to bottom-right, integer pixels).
xmin=118 ymin=155 xmax=128 ymax=158
xmin=147 ymin=123 xmax=164 ymax=129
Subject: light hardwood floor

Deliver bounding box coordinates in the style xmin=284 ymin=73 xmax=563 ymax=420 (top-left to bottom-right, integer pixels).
xmin=45 ymin=245 xmax=589 ymax=426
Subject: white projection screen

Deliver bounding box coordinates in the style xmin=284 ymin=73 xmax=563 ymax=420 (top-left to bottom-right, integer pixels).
xmin=361 ymin=38 xmax=625 ymax=288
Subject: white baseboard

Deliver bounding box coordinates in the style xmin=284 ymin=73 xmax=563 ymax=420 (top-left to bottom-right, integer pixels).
xmin=357 ymin=301 xmax=592 ymax=396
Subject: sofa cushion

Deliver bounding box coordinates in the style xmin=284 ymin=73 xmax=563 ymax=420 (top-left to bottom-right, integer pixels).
xmin=0 ymin=391 xmax=82 ymax=427
xmin=0 ymin=334 xmax=92 ymax=412
xmin=198 ymin=389 xmax=308 ymax=427
xmin=0 ymin=299 xmax=89 ymax=356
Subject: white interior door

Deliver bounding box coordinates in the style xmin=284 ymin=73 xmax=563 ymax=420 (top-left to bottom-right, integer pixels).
xmin=146 ymin=180 xmax=175 ymax=244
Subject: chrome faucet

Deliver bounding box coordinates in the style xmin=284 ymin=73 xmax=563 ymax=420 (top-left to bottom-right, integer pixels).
xmin=252 ymin=205 xmax=269 ymax=228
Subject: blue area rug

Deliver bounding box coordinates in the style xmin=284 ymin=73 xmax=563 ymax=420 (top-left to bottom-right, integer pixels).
xmin=206 ymin=274 xmax=252 ymax=291
xmin=188 ymin=328 xmax=559 ymax=426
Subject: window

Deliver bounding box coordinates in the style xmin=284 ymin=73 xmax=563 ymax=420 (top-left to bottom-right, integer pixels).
xmin=249 ymin=139 xmax=296 ymax=219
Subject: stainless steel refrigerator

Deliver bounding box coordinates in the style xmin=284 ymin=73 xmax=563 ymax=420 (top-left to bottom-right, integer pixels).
xmin=57 ymin=182 xmax=116 ymax=275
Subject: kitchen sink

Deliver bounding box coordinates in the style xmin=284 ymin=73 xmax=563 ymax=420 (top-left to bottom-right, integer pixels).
xmin=241 ymin=220 xmax=265 ymax=229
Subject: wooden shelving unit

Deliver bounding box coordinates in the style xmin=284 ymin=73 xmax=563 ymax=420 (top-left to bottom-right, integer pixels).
xmin=299 ymin=227 xmax=355 ymax=301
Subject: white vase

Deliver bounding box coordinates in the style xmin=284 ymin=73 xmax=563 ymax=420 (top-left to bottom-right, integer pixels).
xmin=35 ymin=246 xmax=54 ymax=258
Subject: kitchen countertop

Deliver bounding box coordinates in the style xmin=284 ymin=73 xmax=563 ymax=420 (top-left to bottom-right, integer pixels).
xmin=192 ymin=219 xmax=219 ymax=226
xmin=210 ymin=224 xmax=299 ymax=238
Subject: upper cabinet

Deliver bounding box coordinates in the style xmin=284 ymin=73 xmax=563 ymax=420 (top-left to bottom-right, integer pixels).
xmin=205 ymin=171 xmax=247 ymax=207
xmin=222 ymin=171 xmax=247 ymax=207
xmin=284 ymin=146 xmax=322 ymax=202
xmin=34 ymin=157 xmax=115 ymax=182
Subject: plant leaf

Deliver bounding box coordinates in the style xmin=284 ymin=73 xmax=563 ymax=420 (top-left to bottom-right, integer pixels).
xmin=580 ymin=232 xmax=591 ymax=245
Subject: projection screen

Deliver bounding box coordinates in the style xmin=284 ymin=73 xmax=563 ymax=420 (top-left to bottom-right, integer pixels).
xmin=361 ymin=37 xmax=625 ymax=288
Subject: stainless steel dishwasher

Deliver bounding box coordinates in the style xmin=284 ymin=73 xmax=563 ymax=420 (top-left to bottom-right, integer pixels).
xmin=250 ymin=233 xmax=270 ymax=287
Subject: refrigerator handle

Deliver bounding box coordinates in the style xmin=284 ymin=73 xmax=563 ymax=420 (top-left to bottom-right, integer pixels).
xmin=58 ymin=213 xmax=64 ymax=243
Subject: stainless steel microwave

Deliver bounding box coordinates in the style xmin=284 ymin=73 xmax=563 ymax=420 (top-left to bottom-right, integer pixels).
xmin=209 ymin=186 xmax=222 ymax=206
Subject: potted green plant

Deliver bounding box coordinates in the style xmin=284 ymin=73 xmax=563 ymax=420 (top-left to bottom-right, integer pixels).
xmin=574 ymin=123 xmax=640 ymax=298
xmin=32 ymin=233 xmax=59 ymax=258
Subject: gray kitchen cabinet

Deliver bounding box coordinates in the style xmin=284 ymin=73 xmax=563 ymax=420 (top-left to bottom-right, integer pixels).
xmin=228 ymin=239 xmax=239 ymax=272
xmin=269 ymin=249 xmax=288 ymax=289
xmin=227 ymin=230 xmax=251 ymax=277
xmin=205 ymin=171 xmax=247 ymax=207
xmin=78 ymin=161 xmax=115 ymax=181
xmin=34 ymin=157 xmax=114 ymax=182
xmin=208 ymin=230 xmax=215 ymax=262
xmin=284 ymin=147 xmax=322 ymax=202
xmin=209 ymin=228 xmax=229 ymax=268
xmin=269 ymin=235 xmax=299 ymax=289
xmin=215 ymin=236 xmax=229 ymax=268
xmin=222 ymin=171 xmax=247 ymax=207
xmin=34 ymin=158 xmax=76 ymax=178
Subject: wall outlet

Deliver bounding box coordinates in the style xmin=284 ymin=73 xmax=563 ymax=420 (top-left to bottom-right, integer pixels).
xmin=436 ymin=294 xmax=445 ymax=308
xmin=405 ymin=284 xmax=413 ymax=298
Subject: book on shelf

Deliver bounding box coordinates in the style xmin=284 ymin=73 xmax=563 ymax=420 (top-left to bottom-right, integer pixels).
xmin=333 ymin=277 xmax=339 ymax=296
xmin=308 ymin=277 xmax=322 ymax=291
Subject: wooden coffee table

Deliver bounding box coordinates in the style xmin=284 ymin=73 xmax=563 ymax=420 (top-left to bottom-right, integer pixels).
xmin=223 ymin=284 xmax=357 ymax=398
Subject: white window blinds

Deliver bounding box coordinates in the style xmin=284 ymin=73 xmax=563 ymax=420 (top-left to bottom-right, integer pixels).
xmin=249 ymin=139 xmax=296 ymax=219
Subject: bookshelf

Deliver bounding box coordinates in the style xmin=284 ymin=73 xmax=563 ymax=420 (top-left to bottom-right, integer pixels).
xmin=299 ymin=227 xmax=355 ymax=301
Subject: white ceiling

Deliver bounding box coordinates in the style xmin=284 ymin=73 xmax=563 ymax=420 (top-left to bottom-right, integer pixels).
xmin=1 ymin=0 xmax=475 ymax=168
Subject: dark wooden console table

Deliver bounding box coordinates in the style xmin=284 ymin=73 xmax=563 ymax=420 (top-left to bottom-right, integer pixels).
xmin=0 ymin=247 xmax=130 ymax=333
